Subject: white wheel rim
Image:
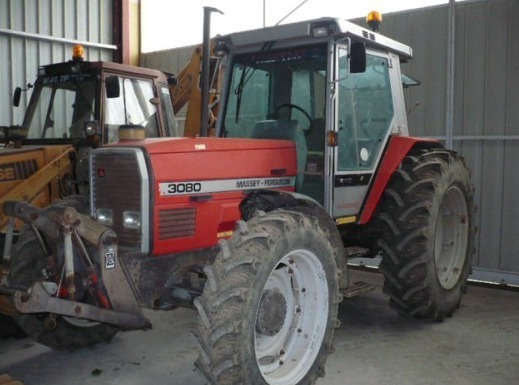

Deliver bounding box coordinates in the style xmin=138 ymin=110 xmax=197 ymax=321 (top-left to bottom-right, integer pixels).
xmin=434 ymin=186 xmax=469 ymax=290
xmin=255 ymin=249 xmax=329 ymax=385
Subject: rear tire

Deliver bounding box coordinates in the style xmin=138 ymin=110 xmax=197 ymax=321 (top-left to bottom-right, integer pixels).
xmin=376 ymin=148 xmax=475 ymax=320
xmin=194 ymin=209 xmax=340 ymax=385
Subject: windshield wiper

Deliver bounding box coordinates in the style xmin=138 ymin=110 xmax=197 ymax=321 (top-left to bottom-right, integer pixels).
xmin=233 ymin=66 xmax=256 ymax=124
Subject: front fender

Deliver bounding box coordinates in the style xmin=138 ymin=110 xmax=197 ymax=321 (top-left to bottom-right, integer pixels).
xmin=240 ymin=189 xmax=348 ymax=288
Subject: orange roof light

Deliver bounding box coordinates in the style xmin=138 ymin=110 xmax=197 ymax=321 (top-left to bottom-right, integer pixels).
xmin=367 ymin=11 xmax=382 ymax=32
xmin=72 ymin=44 xmax=85 ymax=61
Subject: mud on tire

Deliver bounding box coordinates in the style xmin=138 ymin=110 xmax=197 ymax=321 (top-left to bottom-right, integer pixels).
xmin=376 ymin=148 xmax=475 ymax=320
xmin=194 ymin=209 xmax=341 ymax=385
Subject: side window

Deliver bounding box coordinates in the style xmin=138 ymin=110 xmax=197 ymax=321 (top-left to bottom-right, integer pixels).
xmin=337 ymin=50 xmax=394 ymax=171
xmin=26 ymin=76 xmax=96 ymax=140
xmin=104 ymin=77 xmax=159 ymax=142
xmin=160 ymin=85 xmax=181 ymax=137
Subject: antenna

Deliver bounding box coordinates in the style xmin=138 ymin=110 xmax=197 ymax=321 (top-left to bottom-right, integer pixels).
xmin=275 ymin=0 xmax=310 ymax=25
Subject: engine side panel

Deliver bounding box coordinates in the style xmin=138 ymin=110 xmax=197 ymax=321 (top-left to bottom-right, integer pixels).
xmin=150 ymin=139 xmax=297 ymax=255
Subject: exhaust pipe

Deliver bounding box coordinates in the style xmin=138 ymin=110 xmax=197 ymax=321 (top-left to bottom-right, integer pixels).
xmin=200 ymin=6 xmax=223 ymax=137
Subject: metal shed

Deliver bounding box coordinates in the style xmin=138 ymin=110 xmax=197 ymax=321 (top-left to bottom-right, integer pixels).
xmin=141 ymin=0 xmax=519 ymax=286
xmin=0 ymin=0 xmax=116 ymax=126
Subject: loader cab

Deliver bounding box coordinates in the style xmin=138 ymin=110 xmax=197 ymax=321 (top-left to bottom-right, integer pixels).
xmin=8 ymin=55 xmax=177 ymax=196
xmin=14 ymin=57 xmax=177 ymax=147
xmin=10 ymin=45 xmax=180 ymax=147
xmin=217 ymin=18 xmax=410 ymax=221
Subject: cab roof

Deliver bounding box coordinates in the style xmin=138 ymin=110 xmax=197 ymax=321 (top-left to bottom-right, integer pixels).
xmin=40 ymin=60 xmax=171 ymax=81
xmin=224 ymin=17 xmax=413 ymax=61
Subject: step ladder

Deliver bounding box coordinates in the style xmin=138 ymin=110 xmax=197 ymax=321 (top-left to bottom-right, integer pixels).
xmin=341 ymin=246 xmax=376 ymax=298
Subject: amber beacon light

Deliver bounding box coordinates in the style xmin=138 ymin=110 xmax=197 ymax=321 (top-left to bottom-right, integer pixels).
xmin=72 ymin=44 xmax=85 ymax=61
xmin=367 ymin=11 xmax=382 ymax=32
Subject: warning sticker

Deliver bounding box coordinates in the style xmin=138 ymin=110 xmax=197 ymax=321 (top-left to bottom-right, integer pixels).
xmin=105 ymin=251 xmax=115 ymax=269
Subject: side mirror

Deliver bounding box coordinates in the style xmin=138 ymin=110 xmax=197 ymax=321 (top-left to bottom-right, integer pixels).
xmin=13 ymin=87 xmax=22 ymax=107
xmin=350 ymin=42 xmax=367 ymax=74
xmin=105 ymin=76 xmax=120 ymax=98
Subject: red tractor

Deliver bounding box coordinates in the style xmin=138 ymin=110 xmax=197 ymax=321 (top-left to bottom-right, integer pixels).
xmin=0 ymin=15 xmax=474 ymax=385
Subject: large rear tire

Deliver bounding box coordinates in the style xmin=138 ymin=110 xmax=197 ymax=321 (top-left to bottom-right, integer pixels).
xmin=194 ymin=209 xmax=340 ymax=385
xmin=376 ymin=148 xmax=475 ymax=320
xmin=10 ymin=230 xmax=118 ymax=350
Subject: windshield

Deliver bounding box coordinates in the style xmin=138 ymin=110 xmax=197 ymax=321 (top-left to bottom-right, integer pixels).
xmin=222 ymin=44 xmax=328 ymax=139
xmin=220 ymin=44 xmax=328 ymax=202
xmin=24 ymin=73 xmax=98 ymax=140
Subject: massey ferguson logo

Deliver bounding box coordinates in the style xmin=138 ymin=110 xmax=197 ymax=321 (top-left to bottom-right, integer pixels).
xmin=159 ymin=176 xmax=296 ymax=196
xmin=0 ymin=159 xmax=38 ymax=182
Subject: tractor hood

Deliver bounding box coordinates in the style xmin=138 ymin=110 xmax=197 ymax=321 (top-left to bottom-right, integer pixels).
xmin=91 ymin=137 xmax=298 ymax=254
xmin=109 ymin=136 xmax=297 ymax=155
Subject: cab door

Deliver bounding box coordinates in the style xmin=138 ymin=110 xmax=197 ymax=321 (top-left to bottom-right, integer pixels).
xmin=331 ymin=46 xmax=395 ymax=223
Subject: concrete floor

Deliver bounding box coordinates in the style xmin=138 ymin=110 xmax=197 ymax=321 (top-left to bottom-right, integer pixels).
xmin=1 ymin=269 xmax=518 ymax=385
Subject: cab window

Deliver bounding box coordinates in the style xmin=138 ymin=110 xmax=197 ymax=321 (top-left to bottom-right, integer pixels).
xmin=104 ymin=77 xmax=159 ymax=142
xmin=337 ymin=50 xmax=394 ymax=171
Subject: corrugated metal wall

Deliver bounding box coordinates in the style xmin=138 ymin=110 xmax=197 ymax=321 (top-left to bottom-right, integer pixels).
xmin=456 ymin=0 xmax=519 ymax=284
xmin=0 ymin=0 xmax=115 ymax=126
xmin=142 ymin=0 xmax=518 ymax=285
xmin=141 ymin=45 xmax=196 ymax=75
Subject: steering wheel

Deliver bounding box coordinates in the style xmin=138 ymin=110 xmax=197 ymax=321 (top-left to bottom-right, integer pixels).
xmin=274 ymin=103 xmax=313 ymax=133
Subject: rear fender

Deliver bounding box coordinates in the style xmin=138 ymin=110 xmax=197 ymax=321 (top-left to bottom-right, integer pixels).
xmin=358 ymin=136 xmax=441 ymax=224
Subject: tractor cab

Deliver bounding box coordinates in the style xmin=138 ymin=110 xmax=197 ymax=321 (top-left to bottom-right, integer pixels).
xmin=216 ymin=17 xmax=412 ymax=222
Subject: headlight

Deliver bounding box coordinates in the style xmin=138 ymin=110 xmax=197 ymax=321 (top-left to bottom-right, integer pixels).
xmin=85 ymin=120 xmax=100 ymax=136
xmin=97 ymin=208 xmax=113 ymax=226
xmin=123 ymin=210 xmax=141 ymax=230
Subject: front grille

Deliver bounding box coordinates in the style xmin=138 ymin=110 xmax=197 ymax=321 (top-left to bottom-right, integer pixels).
xmin=91 ymin=150 xmax=145 ymax=250
xmin=158 ymin=207 xmax=196 ymax=239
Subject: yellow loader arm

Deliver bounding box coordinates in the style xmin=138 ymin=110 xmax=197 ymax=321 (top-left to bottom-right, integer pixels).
xmin=0 ymin=145 xmax=74 ymax=230
xmin=169 ymin=42 xmax=222 ymax=137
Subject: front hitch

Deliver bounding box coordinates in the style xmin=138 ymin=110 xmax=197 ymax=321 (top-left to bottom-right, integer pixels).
xmin=2 ymin=200 xmax=151 ymax=330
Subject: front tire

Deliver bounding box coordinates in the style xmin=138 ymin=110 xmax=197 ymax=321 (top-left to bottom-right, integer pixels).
xmin=194 ymin=209 xmax=340 ymax=385
xmin=376 ymin=148 xmax=475 ymax=320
